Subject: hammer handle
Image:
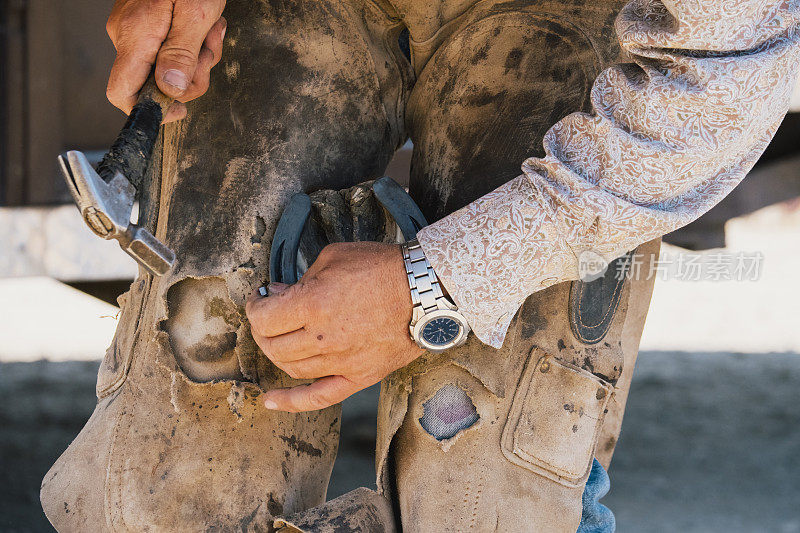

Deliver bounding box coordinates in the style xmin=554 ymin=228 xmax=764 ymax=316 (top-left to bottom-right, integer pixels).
xmin=96 ymin=75 xmax=174 ymax=190
xmin=137 ymin=75 xmax=174 ymax=112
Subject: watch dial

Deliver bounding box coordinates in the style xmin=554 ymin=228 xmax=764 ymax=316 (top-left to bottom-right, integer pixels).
xmin=421 ymin=317 xmax=462 ymax=347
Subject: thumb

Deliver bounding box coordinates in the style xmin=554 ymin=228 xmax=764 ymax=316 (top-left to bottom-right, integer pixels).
xmin=155 ymin=0 xmax=225 ymax=98
xmin=267 ymin=282 xmax=289 ymax=296
xmin=262 ymin=376 xmax=362 ymax=412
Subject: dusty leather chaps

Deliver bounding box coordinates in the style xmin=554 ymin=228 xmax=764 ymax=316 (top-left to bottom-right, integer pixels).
xmin=41 ymin=0 xmax=659 ymax=530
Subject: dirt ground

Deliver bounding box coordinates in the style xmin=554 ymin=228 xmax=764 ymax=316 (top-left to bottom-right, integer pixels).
xmin=1 ymin=351 xmax=799 ymax=532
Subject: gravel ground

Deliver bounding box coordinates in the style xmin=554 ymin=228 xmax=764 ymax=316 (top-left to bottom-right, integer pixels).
xmin=604 ymin=351 xmax=800 ymax=533
xmin=0 ymin=360 xmax=100 ymax=533
xmin=2 ymin=351 xmax=799 ymax=532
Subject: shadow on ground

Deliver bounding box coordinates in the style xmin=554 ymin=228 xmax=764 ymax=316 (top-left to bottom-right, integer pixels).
xmin=1 ymin=351 xmax=798 ymax=532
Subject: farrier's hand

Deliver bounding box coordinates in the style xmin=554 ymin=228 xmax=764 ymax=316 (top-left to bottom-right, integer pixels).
xmin=245 ymin=242 xmax=426 ymax=412
xmin=105 ymin=0 xmax=227 ymax=122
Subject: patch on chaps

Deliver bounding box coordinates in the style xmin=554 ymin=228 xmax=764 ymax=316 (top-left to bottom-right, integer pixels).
xmin=419 ymin=384 xmax=479 ymax=441
xmin=165 ymin=277 xmax=244 ymax=382
xmin=569 ymin=251 xmax=634 ymax=345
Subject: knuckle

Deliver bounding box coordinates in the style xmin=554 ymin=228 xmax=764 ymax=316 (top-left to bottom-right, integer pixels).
xmin=247 ymin=318 xmax=263 ymax=339
xmin=106 ymin=4 xmax=128 ymax=41
xmin=258 ymin=337 xmax=276 ymax=358
xmin=109 ymin=0 xmax=166 ymax=40
xmin=304 ymin=390 xmax=329 ymax=410
xmin=348 ymin=361 xmax=369 ymax=379
xmin=158 ymin=46 xmax=197 ymax=68
xmin=295 ymin=275 xmax=315 ymax=294
xmin=317 ymin=245 xmax=336 ymax=262
xmin=247 ymin=315 xmax=265 ymax=336
xmin=198 ymin=47 xmax=215 ymax=68
xmin=182 ymin=0 xmax=218 ymax=24
xmin=244 ymin=299 xmax=256 ymax=319
xmin=176 ymin=85 xmax=207 ymax=104
xmin=202 ymin=0 xmax=227 ymax=18
xmin=271 ymin=345 xmax=294 ymax=364
xmin=105 ymin=17 xmax=117 ymax=40
xmin=105 ymin=85 xmax=126 ymax=112
xmin=351 ymin=371 xmax=371 ymax=385
xmin=194 ymin=74 xmax=211 ymax=94
xmin=105 ymin=85 xmax=117 ymax=104
xmin=282 ymin=281 xmax=304 ymax=299
xmin=245 ymin=297 xmax=267 ymax=320
xmin=328 ymin=242 xmax=346 ymax=257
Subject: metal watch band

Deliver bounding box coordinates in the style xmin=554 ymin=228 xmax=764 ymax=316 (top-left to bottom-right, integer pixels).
xmin=402 ymin=239 xmax=447 ymax=314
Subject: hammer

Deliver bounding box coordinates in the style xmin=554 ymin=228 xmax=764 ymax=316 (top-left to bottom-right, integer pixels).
xmin=58 ymin=75 xmax=176 ymax=276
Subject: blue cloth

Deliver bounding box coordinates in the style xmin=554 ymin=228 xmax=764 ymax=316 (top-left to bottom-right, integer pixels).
xmin=577 ymin=459 xmax=615 ymax=533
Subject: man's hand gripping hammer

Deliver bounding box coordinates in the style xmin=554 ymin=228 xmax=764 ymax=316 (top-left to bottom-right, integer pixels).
xmin=58 ymin=76 xmax=175 ymax=276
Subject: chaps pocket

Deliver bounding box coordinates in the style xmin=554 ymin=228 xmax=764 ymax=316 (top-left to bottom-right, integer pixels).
xmin=501 ymin=348 xmax=612 ymax=487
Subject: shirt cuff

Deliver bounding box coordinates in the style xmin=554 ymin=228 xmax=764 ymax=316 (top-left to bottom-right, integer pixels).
xmin=416 ymin=175 xmax=578 ymax=348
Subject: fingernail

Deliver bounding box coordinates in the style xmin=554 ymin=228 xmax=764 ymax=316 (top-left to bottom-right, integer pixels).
xmin=162 ymin=69 xmax=189 ymax=92
xmin=263 ymin=398 xmax=278 ymax=410
xmin=221 ymin=25 xmax=227 ymax=41
xmin=267 ymin=282 xmax=288 ymax=296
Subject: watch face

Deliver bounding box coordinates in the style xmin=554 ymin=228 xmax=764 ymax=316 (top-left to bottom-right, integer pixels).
xmin=421 ymin=317 xmax=462 ymax=347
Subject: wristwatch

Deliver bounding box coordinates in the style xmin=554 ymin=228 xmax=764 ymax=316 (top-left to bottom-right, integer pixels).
xmin=402 ymin=239 xmax=470 ymax=352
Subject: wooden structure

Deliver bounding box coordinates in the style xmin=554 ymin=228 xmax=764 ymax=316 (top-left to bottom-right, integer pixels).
xmin=1 ymin=0 xmax=124 ymax=206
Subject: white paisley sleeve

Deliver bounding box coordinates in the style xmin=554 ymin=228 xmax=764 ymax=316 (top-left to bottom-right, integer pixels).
xmin=415 ymin=0 xmax=800 ymax=348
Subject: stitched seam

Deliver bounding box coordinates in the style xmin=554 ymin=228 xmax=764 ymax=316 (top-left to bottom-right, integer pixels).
xmin=571 ymin=251 xmax=634 ymax=343
xmin=577 ymin=275 xmax=625 ymax=329
xmin=339 ymin=1 xmax=399 ymax=140
xmin=360 ymin=0 xmax=414 ymax=142
xmin=572 ymin=280 xmax=621 ymax=343
xmin=103 ymin=389 xmax=127 ymax=532
xmin=410 ymin=13 xmax=599 ymax=175
xmin=97 ymin=282 xmax=148 ymax=397
xmin=408 ymin=9 xmax=601 ymax=124
xmin=362 ymin=0 xmax=402 ymax=22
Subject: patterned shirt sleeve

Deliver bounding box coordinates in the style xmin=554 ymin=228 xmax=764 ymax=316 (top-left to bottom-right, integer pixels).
xmin=416 ymin=0 xmax=800 ymax=348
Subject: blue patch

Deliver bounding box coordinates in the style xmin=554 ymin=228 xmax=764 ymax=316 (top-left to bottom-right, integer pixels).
xmin=419 ymin=384 xmax=479 ymax=440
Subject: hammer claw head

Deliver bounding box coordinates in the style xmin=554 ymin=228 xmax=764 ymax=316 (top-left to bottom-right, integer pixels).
xmin=58 ymin=152 xmax=84 ymax=206
xmin=58 ymin=150 xmax=135 ymax=238
xmin=57 ymin=150 xmax=175 ymax=276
